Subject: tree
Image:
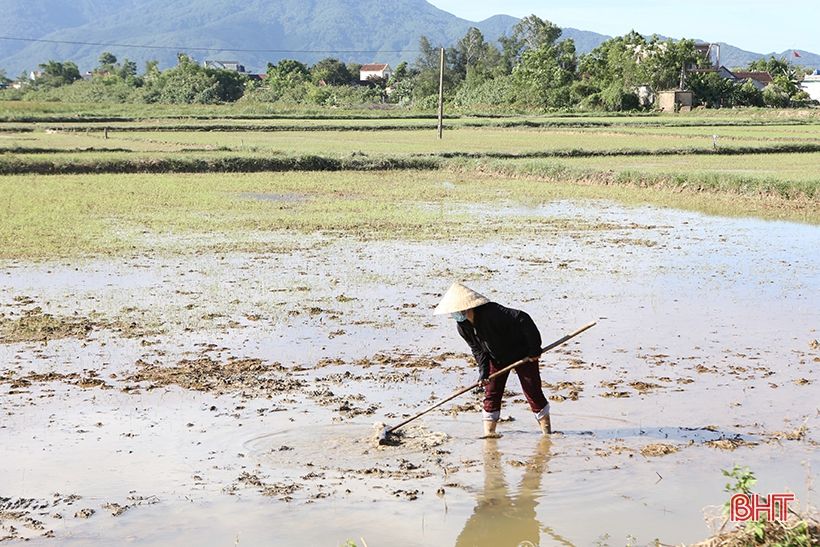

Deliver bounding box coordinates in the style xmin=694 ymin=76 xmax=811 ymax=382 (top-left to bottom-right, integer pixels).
xmin=735 ymin=79 xmax=764 ymax=107
xmin=641 ymin=37 xmax=699 ymax=90
xmin=259 ymin=59 xmax=310 ymax=102
xmin=513 ymin=36 xmax=577 ymax=108
xmin=142 ymin=53 xmax=247 ymax=104
xmin=688 ymin=71 xmax=736 ymax=108
xmin=98 ymin=52 xmax=117 ymax=72
xmin=267 ymin=59 xmax=309 ymax=84
xmin=0 ymin=68 xmax=10 ymax=88
xmin=415 ymin=36 xmax=440 ymax=72
xmin=205 ymin=67 xmax=247 ymax=102
xmin=747 ymin=56 xmax=808 ymax=106
xmin=388 ymin=61 xmax=409 ymax=85
xmin=36 ymin=60 xmax=81 ymax=88
xmin=576 ymin=32 xmax=699 ymax=110
xmin=505 ymin=17 xmax=577 ymax=109
xmin=747 ymin=56 xmax=791 ymax=76
xmin=346 ymin=62 xmax=362 ymax=82
xmin=448 ymin=27 xmax=502 ymax=85
xmin=118 ymin=58 xmax=138 ymax=80
xmin=412 ymin=36 xmax=450 ymax=99
xmin=144 ymin=60 xmax=160 ymax=80
xmin=502 ymin=15 xmax=563 ymax=67
xmin=311 ymin=58 xmax=352 ymax=86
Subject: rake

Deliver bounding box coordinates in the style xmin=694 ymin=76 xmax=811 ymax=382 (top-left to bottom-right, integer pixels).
xmin=377 ymin=321 xmax=597 ymax=445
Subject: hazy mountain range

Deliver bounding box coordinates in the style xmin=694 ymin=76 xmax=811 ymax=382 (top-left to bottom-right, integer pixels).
xmin=0 ymin=0 xmax=817 ymax=76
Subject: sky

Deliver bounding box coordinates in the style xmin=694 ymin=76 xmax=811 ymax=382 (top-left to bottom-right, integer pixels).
xmin=427 ymin=0 xmax=817 ymax=54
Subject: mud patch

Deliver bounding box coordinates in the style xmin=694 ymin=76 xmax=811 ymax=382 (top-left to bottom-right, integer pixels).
xmin=225 ymin=472 xmax=303 ymax=502
xmin=1 ymin=370 xmax=111 ymax=391
xmin=765 ymin=425 xmax=809 ymax=442
xmin=704 ymin=438 xmax=758 ymax=451
xmin=310 ymin=387 xmax=379 ymax=418
xmin=640 ymin=443 xmax=679 ymax=457
xmin=128 ymin=356 xmax=303 ymax=397
xmin=0 ymin=492 xmax=162 ymax=541
xmin=0 ymin=307 xmax=95 ymax=343
xmin=372 ymin=423 xmax=450 ymax=450
xmin=0 ymin=303 xmax=163 ymax=344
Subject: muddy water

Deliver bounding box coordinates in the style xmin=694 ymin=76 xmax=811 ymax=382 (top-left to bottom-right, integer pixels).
xmin=1 ymin=199 xmax=818 ymax=545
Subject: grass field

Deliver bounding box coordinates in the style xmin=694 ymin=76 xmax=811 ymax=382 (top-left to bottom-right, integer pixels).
xmin=1 ymin=101 xmax=819 ymax=259
xmin=7 ymin=126 xmax=813 ymax=154
xmin=2 ymin=100 xmax=819 ymax=122
xmin=2 ymin=169 xmax=817 ymax=259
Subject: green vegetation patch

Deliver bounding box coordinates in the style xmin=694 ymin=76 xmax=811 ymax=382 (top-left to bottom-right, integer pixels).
xmin=1 ymin=170 xmax=816 ymax=260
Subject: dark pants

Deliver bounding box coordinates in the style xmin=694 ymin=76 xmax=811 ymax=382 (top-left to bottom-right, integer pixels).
xmin=483 ymin=360 xmax=548 ymax=419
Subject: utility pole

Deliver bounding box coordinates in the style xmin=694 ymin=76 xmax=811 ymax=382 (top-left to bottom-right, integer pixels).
xmin=437 ymin=47 xmax=445 ymax=139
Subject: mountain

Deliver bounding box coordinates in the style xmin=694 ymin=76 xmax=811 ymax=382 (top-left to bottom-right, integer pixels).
xmin=0 ymin=0 xmax=512 ymax=74
xmin=0 ymin=0 xmax=815 ymax=76
xmin=0 ymin=0 xmax=605 ymax=75
xmin=717 ymin=43 xmax=820 ymax=71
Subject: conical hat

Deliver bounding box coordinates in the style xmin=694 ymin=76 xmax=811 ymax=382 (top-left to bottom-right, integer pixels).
xmin=433 ymin=282 xmax=490 ymax=315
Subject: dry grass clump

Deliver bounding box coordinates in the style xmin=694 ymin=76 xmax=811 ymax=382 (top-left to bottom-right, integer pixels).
xmin=693 ymin=515 xmax=820 ymax=546
xmin=640 ymin=443 xmax=679 ymax=457
xmin=0 ymin=307 xmax=95 ymax=343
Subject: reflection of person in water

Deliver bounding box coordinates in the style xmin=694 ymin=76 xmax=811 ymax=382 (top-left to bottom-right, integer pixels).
xmin=456 ymin=438 xmax=569 ymax=547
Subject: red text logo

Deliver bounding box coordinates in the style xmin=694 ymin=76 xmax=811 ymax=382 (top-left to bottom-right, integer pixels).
xmin=729 ymin=493 xmax=795 ymax=521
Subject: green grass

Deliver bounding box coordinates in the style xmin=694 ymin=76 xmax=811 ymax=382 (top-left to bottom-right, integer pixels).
xmin=3 ymin=100 xmax=820 ymax=124
xmin=547 ymin=152 xmax=820 ymax=182
xmin=95 ymin=128 xmax=779 ymax=153
xmin=4 ymin=125 xmax=819 ymax=163
xmin=1 ymin=170 xmax=817 ymax=259
xmin=2 ymin=105 xmax=818 ymax=259
xmin=454 ymin=153 xmax=820 ymax=200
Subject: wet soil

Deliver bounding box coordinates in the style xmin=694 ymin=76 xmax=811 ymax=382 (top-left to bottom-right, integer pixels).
xmin=1 ymin=199 xmax=818 ymax=545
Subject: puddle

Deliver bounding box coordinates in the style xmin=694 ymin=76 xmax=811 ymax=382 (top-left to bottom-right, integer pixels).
xmin=0 ymin=199 xmax=818 ymax=544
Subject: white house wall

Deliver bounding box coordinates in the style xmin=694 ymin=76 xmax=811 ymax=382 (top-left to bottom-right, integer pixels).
xmin=801 ymin=78 xmax=820 ymax=101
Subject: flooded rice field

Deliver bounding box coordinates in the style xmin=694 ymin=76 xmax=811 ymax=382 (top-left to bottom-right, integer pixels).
xmin=1 ymin=198 xmax=818 ymax=545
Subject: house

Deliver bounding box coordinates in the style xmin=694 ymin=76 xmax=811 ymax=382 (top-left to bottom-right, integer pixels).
xmin=730 ymin=70 xmax=773 ymax=90
xmin=693 ymin=42 xmax=720 ymax=69
xmin=801 ymin=70 xmax=820 ymax=101
xmin=690 ymin=66 xmax=773 ymax=90
xmin=658 ymin=89 xmax=694 ymax=112
xmin=359 ymin=63 xmax=391 ymax=82
xmin=203 ymin=60 xmax=247 ymax=73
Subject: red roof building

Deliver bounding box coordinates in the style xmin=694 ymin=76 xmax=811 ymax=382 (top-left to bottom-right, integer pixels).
xmin=359 ymin=63 xmax=392 ymax=82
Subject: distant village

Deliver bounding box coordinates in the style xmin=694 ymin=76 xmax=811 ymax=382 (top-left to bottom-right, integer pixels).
xmin=199 ymin=48 xmax=820 ymax=111
xmin=653 ymin=44 xmax=820 ymax=111
xmin=3 ymin=19 xmax=817 ymax=112
xmin=198 ymin=60 xmax=394 ymax=86
xmin=11 ymin=60 xmax=394 ymax=91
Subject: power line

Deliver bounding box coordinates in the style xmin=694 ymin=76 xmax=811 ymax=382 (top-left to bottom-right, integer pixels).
xmin=0 ymin=35 xmax=420 ymax=54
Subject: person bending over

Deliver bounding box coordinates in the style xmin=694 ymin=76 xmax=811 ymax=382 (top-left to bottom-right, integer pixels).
xmin=434 ymin=282 xmax=551 ymax=437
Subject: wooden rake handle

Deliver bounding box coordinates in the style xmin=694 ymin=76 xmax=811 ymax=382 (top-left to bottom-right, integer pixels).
xmin=384 ymin=321 xmax=597 ymax=436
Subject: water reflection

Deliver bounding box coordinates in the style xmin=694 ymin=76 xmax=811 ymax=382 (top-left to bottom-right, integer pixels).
xmin=456 ymin=437 xmax=572 ymax=547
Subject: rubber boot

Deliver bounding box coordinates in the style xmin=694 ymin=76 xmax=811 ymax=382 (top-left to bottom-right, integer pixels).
xmin=538 ymin=414 xmax=552 ymax=435
xmin=482 ymin=420 xmax=500 ymax=439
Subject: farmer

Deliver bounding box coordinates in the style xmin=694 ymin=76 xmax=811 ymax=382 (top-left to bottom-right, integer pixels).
xmin=434 ymin=282 xmax=551 ymax=437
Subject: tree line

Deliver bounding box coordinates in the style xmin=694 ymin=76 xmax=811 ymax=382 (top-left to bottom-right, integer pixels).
xmin=0 ymin=15 xmax=814 ymax=110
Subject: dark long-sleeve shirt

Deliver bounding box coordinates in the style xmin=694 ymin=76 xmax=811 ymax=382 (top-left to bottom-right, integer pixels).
xmin=456 ymin=302 xmax=542 ymax=379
